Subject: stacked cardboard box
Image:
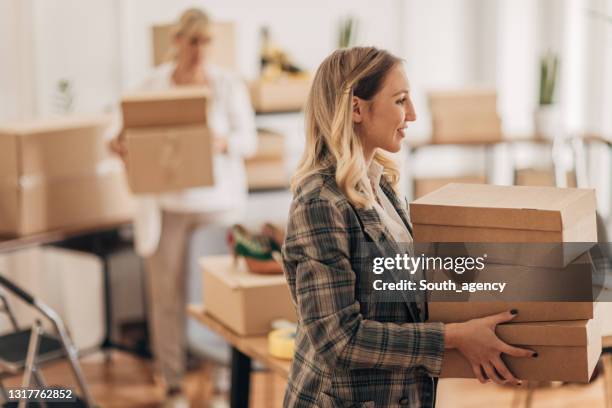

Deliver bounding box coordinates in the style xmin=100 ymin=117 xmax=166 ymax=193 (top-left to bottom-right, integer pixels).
xmin=248 ymin=77 xmax=310 ymax=113
xmin=515 ymin=168 xmax=576 ymax=188
xmin=410 ymin=183 xmax=601 ymax=382
xmin=245 ymin=129 xmax=288 ymax=191
xmin=121 ymin=87 xmax=214 ymax=194
xmin=0 ymin=115 xmax=133 ymax=236
xmin=414 ymin=175 xmax=485 ymax=199
xmin=151 ymin=21 xmax=237 ymax=70
xmin=428 ymin=89 xmax=502 ymax=144
xmin=200 ymin=255 xmax=296 ymax=335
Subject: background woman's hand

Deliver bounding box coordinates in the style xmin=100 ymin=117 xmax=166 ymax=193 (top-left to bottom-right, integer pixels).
xmin=444 ymin=310 xmax=537 ymax=385
xmin=214 ymin=136 xmax=229 ymax=154
xmin=109 ymin=129 xmax=128 ymax=166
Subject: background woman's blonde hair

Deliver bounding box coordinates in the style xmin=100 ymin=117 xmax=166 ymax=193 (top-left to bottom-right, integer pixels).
xmin=291 ymin=46 xmax=402 ymax=209
xmin=168 ymin=8 xmax=211 ymax=59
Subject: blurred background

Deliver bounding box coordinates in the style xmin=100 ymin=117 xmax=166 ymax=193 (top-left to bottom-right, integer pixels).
xmin=1 ymin=0 xmax=612 ymax=407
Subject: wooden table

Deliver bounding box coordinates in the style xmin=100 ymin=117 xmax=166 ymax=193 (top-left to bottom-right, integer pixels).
xmin=187 ymin=305 xmax=290 ymax=408
xmin=0 ymin=219 xmax=130 ymax=253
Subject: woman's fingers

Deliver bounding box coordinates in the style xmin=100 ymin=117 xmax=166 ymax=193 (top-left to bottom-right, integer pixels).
xmin=482 ymin=362 xmax=505 ymax=385
xmin=497 ymin=340 xmax=537 ymax=358
xmin=486 ymin=309 xmax=518 ymax=325
xmin=471 ymin=364 xmax=488 ymax=384
xmin=492 ymin=356 xmax=521 ymax=385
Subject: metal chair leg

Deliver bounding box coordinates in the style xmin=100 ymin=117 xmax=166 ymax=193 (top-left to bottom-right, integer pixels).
xmin=0 ymin=380 xmax=8 ymax=403
xmin=0 ymin=290 xmax=19 ymax=330
xmin=45 ymin=306 xmax=96 ymax=407
xmin=19 ymin=320 xmax=43 ymax=408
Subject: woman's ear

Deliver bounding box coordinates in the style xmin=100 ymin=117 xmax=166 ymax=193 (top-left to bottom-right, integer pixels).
xmin=352 ymin=96 xmax=363 ymax=124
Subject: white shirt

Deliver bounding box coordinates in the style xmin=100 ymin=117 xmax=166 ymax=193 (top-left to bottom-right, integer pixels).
xmin=367 ymin=161 xmax=412 ymax=244
xmin=132 ymin=63 xmax=257 ymax=256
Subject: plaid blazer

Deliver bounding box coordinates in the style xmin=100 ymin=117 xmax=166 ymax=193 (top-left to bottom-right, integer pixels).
xmin=282 ymin=167 xmax=445 ymax=408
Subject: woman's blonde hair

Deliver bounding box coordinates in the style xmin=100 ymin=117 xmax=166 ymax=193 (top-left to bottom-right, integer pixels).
xmin=291 ymin=46 xmax=402 ymax=209
xmin=168 ymin=8 xmax=211 ymax=60
xmin=172 ymin=8 xmax=211 ymax=39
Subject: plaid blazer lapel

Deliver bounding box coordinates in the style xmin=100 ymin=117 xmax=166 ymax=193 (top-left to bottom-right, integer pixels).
xmin=352 ymin=205 xmax=421 ymax=322
xmin=380 ymin=178 xmax=413 ymax=236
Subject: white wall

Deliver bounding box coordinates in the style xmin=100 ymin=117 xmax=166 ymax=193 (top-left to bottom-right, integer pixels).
xmin=31 ymin=0 xmax=121 ymax=116
xmin=0 ymin=0 xmax=37 ymax=121
xmin=118 ymin=0 xmax=402 ymax=89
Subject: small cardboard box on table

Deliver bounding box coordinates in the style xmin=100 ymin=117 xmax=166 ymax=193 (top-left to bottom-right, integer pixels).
xmin=200 ymin=255 xmax=296 ymax=336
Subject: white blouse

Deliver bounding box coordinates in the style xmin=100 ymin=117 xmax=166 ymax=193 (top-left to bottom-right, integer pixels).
xmin=132 ymin=63 xmax=257 ymax=256
xmin=367 ymin=161 xmax=413 ymax=244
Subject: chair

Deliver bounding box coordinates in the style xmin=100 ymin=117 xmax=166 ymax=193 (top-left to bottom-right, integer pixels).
xmin=0 ymin=274 xmax=95 ymax=407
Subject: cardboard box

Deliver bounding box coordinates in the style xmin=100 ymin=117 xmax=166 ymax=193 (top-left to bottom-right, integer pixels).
xmin=431 ymin=113 xmax=502 ymax=144
xmin=0 ymin=115 xmax=113 ymax=180
xmin=244 ymin=130 xmax=287 ymax=190
xmin=428 ymin=89 xmax=502 ymax=144
xmin=440 ymin=318 xmax=602 ymax=382
xmin=414 ymin=176 xmax=485 ymax=199
xmin=251 ymin=129 xmax=285 ymax=160
xmin=245 ymin=159 xmax=288 ymax=191
xmin=0 ymin=115 xmax=133 ymax=236
xmin=0 ymin=164 xmax=133 ymax=236
xmin=428 ymin=89 xmax=498 ymax=116
xmin=152 ymin=21 xmax=236 ymax=70
xmin=428 ymin=301 xmax=596 ymax=324
xmin=426 ymin=252 xmax=597 ymax=303
xmin=125 ymin=124 xmax=213 ymax=194
xmin=121 ymin=87 xmax=208 ymax=128
xmin=249 ymin=78 xmax=310 ymax=113
xmin=515 ymin=168 xmax=576 ymax=188
xmin=410 ymin=183 xmax=597 ymax=266
xmin=201 ymin=255 xmax=296 ymax=335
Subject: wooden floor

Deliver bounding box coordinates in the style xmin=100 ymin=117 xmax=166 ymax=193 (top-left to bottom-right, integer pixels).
xmin=2 ymin=351 xmax=607 ymax=407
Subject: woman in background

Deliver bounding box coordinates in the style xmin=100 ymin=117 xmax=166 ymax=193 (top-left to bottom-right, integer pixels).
xmin=111 ymin=8 xmax=256 ymax=408
xmin=282 ymin=47 xmax=535 ymax=407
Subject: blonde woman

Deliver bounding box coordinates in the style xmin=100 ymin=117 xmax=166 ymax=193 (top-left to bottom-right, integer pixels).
xmin=111 ymin=8 xmax=256 ymax=407
xmin=282 ymin=47 xmax=536 ymax=407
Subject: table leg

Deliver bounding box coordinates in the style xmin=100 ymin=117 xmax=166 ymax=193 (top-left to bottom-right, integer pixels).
xmin=230 ymin=347 xmax=252 ymax=408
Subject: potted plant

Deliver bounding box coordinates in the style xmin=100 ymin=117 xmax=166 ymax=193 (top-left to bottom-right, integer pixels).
xmin=534 ymin=52 xmax=560 ymax=139
xmin=337 ymin=16 xmax=359 ymax=49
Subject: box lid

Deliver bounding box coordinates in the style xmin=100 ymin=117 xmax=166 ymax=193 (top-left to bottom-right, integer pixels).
xmin=410 ymin=183 xmax=596 ymax=232
xmin=200 ymin=255 xmax=288 ymax=289
xmin=0 ymin=114 xmax=112 ymax=135
xmin=496 ymin=318 xmax=598 ymax=346
xmin=121 ymin=87 xmax=209 ymax=128
xmin=121 ymin=86 xmax=210 ymax=104
xmin=0 ymin=114 xmax=114 ymax=180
